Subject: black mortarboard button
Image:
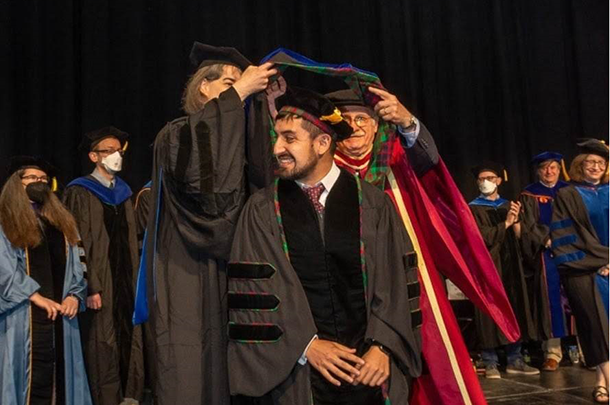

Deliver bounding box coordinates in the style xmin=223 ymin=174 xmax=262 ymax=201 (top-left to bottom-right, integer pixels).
xmin=80 ymin=126 xmax=129 ymax=152
xmin=576 ymin=138 xmax=609 ymax=160
xmin=189 ymin=42 xmax=252 ymax=71
xmin=275 ymin=87 xmax=353 ymax=141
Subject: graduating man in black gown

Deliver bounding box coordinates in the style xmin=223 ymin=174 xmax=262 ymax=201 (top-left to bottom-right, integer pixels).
xmin=228 ymin=87 xmax=421 ymax=405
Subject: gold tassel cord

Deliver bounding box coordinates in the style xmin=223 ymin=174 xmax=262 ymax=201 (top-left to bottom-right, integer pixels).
xmin=503 ymin=169 xmax=508 ymax=182
xmin=561 ymin=159 xmax=571 ymax=181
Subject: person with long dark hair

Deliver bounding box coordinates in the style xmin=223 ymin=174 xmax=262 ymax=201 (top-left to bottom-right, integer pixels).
xmin=550 ymin=139 xmax=609 ymax=404
xmin=0 ymin=156 xmax=91 ymax=405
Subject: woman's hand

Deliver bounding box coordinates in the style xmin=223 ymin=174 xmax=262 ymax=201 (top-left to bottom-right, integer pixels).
xmin=29 ymin=292 xmax=62 ymax=320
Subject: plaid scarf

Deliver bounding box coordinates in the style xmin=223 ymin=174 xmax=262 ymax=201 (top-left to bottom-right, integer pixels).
xmin=261 ymin=48 xmax=396 ymax=189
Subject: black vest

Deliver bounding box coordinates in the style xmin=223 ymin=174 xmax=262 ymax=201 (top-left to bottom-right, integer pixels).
xmin=278 ymin=171 xmax=367 ymax=353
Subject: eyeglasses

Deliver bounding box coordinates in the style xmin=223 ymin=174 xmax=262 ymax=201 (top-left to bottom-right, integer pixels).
xmin=21 ymin=175 xmax=49 ymax=183
xmin=477 ymin=176 xmax=498 ymax=183
xmin=343 ymin=115 xmax=372 ymax=128
xmin=583 ymin=159 xmax=607 ymax=169
xmin=93 ymin=149 xmax=125 ymax=156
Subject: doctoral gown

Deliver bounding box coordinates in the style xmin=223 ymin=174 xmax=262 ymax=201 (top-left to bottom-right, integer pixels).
xmin=259 ymin=48 xmax=521 ymax=405
xmin=63 ymin=175 xmax=144 ymax=405
xmin=469 ymin=197 xmax=536 ymax=349
xmin=228 ymin=171 xmax=422 ymax=405
xmin=550 ymin=182 xmax=609 ymax=366
xmin=141 ymin=86 xmax=272 ymax=405
xmin=0 ymin=224 xmax=91 ymax=405
xmin=519 ymin=181 xmax=571 ymax=340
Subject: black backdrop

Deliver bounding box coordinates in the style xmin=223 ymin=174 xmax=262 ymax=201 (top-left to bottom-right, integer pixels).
xmin=1 ymin=0 xmax=607 ymax=199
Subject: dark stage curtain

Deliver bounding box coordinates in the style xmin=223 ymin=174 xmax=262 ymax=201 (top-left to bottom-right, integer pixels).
xmin=1 ymin=0 xmax=607 ymax=199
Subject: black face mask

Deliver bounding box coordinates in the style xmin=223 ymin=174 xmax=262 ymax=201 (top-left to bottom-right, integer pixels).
xmin=25 ymin=182 xmax=51 ymax=205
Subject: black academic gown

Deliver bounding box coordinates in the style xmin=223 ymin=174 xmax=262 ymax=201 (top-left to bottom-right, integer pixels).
xmin=228 ymin=171 xmax=422 ymax=405
xmin=64 ymin=176 xmax=144 ymax=405
xmin=29 ymin=219 xmax=68 ymax=405
xmin=469 ymin=198 xmax=536 ymax=349
xmin=143 ymin=87 xmax=273 ymax=405
xmin=519 ymin=181 xmax=571 ymax=341
xmin=550 ymin=183 xmax=609 ymax=367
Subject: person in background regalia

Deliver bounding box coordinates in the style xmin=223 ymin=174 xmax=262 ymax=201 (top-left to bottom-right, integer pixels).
xmin=550 ymin=139 xmax=609 ymax=404
xmin=63 ymin=127 xmax=145 ymax=405
xmin=0 ymin=156 xmax=91 ymax=405
xmin=519 ymin=152 xmax=571 ymax=372
xmin=469 ymin=162 xmax=539 ymax=379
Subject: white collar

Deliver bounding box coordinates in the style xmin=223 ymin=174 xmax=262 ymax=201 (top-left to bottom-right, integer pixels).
xmin=296 ymin=162 xmax=341 ymax=194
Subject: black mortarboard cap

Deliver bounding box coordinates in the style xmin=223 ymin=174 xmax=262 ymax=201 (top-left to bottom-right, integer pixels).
xmin=80 ymin=126 xmax=129 ymax=151
xmin=189 ymin=42 xmax=251 ymax=71
xmin=531 ymin=151 xmax=563 ymax=166
xmin=471 ymin=161 xmax=508 ymax=181
xmin=325 ymin=89 xmax=367 ymax=108
xmin=275 ymin=87 xmax=353 ymax=141
xmin=8 ymin=156 xmax=58 ymax=178
xmin=576 ymin=138 xmax=609 ymax=160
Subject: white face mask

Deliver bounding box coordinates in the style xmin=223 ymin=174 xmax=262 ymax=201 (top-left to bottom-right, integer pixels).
xmin=101 ymin=151 xmax=123 ymax=174
xmin=478 ymin=179 xmax=497 ymax=195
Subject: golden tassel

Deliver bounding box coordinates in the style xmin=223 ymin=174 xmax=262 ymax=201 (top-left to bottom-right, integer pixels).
xmin=561 ymin=159 xmax=570 ymax=181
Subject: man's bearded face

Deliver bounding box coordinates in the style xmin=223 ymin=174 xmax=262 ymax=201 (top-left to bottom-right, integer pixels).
xmin=273 ymin=117 xmax=320 ymax=181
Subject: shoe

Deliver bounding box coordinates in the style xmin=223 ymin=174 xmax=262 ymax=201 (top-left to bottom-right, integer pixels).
xmin=592 ymin=386 xmax=609 ymax=404
xmin=541 ymin=358 xmax=559 ymax=371
xmin=506 ymin=359 xmax=540 ymax=375
xmin=485 ymin=364 xmax=502 ymax=379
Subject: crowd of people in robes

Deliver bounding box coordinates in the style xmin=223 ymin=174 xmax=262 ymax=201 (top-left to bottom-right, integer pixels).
xmin=0 ymin=41 xmax=607 ymax=405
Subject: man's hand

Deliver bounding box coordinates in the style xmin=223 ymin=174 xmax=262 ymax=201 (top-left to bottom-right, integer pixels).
xmin=86 ymin=293 xmax=102 ymax=310
xmin=61 ymin=296 xmax=79 ymax=319
xmin=265 ymin=76 xmax=287 ymax=119
xmin=545 ymin=239 xmax=552 ymax=249
xmin=306 ymin=339 xmax=365 ymax=386
xmin=352 ymin=345 xmax=390 ymax=387
xmin=233 ymin=62 xmax=278 ymax=101
xmin=369 ymin=86 xmax=415 ymax=128
xmin=29 ymin=292 xmax=62 ymax=321
xmin=598 ymin=265 xmax=609 ymax=277
xmin=505 ymin=201 xmax=521 ymax=229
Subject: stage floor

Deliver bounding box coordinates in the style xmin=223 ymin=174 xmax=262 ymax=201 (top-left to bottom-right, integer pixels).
xmin=480 ymin=364 xmax=598 ymax=404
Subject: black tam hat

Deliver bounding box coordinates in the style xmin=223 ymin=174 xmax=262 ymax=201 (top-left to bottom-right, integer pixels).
xmin=275 ymin=87 xmax=354 ymax=141
xmin=8 ymin=156 xmax=57 ymax=178
xmin=189 ymin=42 xmax=251 ymax=71
xmin=576 ymin=138 xmax=609 ymax=160
xmin=325 ymin=89 xmax=367 ymax=108
xmin=80 ymin=126 xmax=129 ymax=152
xmin=7 ymin=156 xmax=59 ymax=191
xmin=471 ymin=161 xmax=508 ymax=181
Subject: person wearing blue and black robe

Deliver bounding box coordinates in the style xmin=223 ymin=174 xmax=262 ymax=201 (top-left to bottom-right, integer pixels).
xmin=63 ymin=127 xmax=144 ymax=405
xmin=519 ymin=152 xmax=570 ymax=371
xmin=469 ymin=162 xmax=538 ymax=379
xmin=0 ymin=156 xmax=91 ymax=405
xmin=550 ymin=139 xmax=609 ymax=403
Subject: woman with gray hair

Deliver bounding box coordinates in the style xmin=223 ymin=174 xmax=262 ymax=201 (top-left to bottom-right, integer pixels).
xmin=139 ymin=43 xmax=276 ymax=405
